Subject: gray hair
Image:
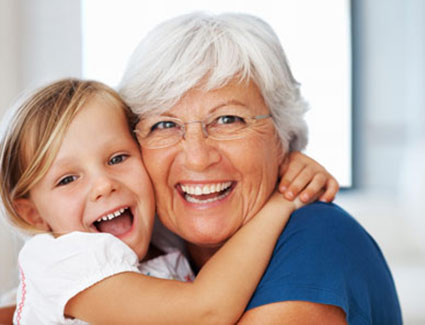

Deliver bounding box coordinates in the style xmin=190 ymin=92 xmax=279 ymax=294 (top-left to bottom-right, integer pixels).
xmin=119 ymin=12 xmax=308 ymax=151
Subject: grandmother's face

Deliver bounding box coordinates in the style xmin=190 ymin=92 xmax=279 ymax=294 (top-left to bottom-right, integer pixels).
xmin=140 ymin=81 xmax=285 ymax=247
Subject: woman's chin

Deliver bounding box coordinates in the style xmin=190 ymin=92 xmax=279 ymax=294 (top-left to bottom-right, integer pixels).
xmin=181 ymin=224 xmax=237 ymax=248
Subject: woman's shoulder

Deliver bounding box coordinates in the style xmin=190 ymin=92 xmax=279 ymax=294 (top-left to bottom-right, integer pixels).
xmin=249 ymin=202 xmax=402 ymax=322
xmin=275 ymin=202 xmax=388 ymax=274
xmin=291 ymin=201 xmax=357 ymax=225
xmin=285 ymin=201 xmax=369 ymax=243
xmin=274 ymin=201 xmax=398 ymax=303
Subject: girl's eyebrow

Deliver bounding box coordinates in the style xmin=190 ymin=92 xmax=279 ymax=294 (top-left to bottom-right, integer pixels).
xmin=49 ymin=155 xmax=75 ymax=170
xmin=44 ymin=156 xmax=75 ymax=178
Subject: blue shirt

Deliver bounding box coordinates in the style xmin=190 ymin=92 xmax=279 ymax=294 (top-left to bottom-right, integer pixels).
xmin=246 ymin=202 xmax=402 ymax=324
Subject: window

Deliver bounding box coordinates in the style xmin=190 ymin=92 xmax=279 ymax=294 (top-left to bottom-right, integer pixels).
xmin=82 ymin=0 xmax=352 ymax=186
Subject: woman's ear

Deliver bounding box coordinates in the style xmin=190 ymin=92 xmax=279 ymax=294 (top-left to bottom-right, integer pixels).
xmin=14 ymin=198 xmax=50 ymax=231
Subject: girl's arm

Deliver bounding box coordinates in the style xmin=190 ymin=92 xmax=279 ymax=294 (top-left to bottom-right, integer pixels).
xmin=65 ymin=192 xmax=303 ymax=324
xmin=278 ymin=151 xmax=339 ymax=203
xmin=0 ymin=306 xmax=14 ymax=325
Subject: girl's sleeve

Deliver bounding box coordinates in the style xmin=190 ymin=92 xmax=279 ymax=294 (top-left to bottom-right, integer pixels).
xmin=15 ymin=232 xmax=139 ymax=324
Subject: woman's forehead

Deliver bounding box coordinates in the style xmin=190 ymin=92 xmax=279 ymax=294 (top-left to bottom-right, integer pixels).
xmin=149 ymin=81 xmax=267 ymax=118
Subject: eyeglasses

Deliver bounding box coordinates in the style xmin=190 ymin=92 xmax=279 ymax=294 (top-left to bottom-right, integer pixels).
xmin=134 ymin=112 xmax=272 ymax=149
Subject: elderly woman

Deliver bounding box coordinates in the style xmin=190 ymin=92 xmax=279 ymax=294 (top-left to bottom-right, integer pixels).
xmin=119 ymin=12 xmax=402 ymax=324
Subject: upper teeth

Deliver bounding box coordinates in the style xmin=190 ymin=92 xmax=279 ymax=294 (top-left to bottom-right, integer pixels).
xmin=96 ymin=208 xmax=127 ymax=223
xmin=181 ymin=182 xmax=232 ymax=195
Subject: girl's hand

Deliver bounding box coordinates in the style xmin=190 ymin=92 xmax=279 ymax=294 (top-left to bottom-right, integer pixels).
xmin=267 ymin=188 xmax=306 ymax=216
xmin=278 ymin=152 xmax=339 ymax=203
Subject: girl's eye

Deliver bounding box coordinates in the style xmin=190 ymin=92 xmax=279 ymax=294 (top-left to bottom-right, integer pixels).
xmin=108 ymin=154 xmax=128 ymax=165
xmin=57 ymin=175 xmax=77 ymax=186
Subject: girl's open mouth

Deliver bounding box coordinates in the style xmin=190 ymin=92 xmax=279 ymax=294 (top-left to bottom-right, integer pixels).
xmin=93 ymin=207 xmax=134 ymax=236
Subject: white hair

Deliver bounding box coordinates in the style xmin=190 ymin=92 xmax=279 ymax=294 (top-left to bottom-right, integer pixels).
xmin=119 ymin=12 xmax=308 ymax=151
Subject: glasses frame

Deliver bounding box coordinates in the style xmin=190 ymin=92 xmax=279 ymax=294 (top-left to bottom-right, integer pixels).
xmin=134 ymin=113 xmax=272 ymax=149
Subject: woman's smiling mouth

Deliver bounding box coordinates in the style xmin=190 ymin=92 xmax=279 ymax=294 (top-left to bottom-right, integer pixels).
xmin=177 ymin=182 xmax=235 ymax=204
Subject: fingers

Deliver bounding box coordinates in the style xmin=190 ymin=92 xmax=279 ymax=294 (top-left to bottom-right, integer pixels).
xmin=318 ymin=178 xmax=340 ymax=202
xmin=278 ymin=159 xmax=305 ymax=193
xmin=282 ymin=167 xmax=314 ymax=200
xmin=278 ymin=151 xmax=340 ymax=204
xmin=297 ymin=173 xmax=328 ymax=203
xmin=282 ymin=169 xmax=340 ymax=203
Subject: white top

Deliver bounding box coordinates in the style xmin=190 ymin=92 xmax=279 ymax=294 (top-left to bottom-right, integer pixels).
xmin=14 ymin=232 xmax=194 ymax=325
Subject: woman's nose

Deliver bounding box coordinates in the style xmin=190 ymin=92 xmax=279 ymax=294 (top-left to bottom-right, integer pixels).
xmin=89 ymin=174 xmax=118 ymax=201
xmin=180 ymin=124 xmax=221 ymax=171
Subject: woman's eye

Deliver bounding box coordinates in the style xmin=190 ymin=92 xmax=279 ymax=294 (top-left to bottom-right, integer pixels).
xmin=109 ymin=154 xmax=128 ymax=165
xmin=216 ymin=115 xmax=245 ymax=125
xmin=151 ymin=120 xmax=178 ymax=131
xmin=57 ymin=175 xmax=77 ymax=186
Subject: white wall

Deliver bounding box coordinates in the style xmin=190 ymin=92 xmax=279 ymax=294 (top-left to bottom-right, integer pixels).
xmin=0 ymin=0 xmax=20 ymax=114
xmin=343 ymin=0 xmax=425 ymax=255
xmin=0 ymin=0 xmax=82 ymax=115
xmin=336 ymin=0 xmax=425 ymax=322
xmin=351 ymin=0 xmax=424 ymax=194
xmin=0 ymin=0 xmax=23 ymax=301
xmin=18 ymin=0 xmax=82 ymax=90
xmin=0 ymin=0 xmax=82 ymax=300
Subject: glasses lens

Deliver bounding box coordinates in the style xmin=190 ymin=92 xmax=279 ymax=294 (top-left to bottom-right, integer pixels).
xmin=206 ymin=114 xmax=252 ymax=139
xmin=136 ymin=113 xmax=271 ymax=148
xmin=137 ymin=117 xmax=182 ymax=148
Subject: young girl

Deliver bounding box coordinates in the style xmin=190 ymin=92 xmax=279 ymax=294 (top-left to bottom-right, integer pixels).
xmin=0 ymin=79 xmax=338 ymax=324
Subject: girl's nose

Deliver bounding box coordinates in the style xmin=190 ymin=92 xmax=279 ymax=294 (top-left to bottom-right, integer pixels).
xmin=90 ymin=174 xmax=118 ymax=201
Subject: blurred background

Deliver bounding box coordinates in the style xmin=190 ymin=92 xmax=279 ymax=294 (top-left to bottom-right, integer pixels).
xmin=0 ymin=0 xmax=424 ymax=323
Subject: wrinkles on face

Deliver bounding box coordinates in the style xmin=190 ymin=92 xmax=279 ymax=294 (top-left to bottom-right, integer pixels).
xmin=141 ymin=80 xmax=286 ymax=248
xmin=240 ymin=130 xmax=284 ymax=226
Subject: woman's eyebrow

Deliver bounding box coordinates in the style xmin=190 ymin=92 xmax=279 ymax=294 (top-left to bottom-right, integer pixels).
xmin=209 ymin=100 xmax=248 ymax=113
xmin=147 ymin=100 xmax=249 ymax=118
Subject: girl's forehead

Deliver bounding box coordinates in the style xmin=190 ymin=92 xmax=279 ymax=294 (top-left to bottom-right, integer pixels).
xmin=74 ymin=97 xmax=128 ymax=128
xmin=49 ymin=101 xmax=134 ymax=165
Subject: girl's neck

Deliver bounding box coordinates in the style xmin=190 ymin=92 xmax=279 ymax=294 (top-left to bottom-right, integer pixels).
xmin=185 ymin=242 xmax=221 ymax=273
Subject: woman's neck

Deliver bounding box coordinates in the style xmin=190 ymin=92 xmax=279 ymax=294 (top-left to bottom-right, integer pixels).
xmin=186 ymin=242 xmax=221 ymax=273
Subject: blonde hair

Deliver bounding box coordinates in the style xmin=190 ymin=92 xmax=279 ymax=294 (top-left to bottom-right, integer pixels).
xmin=0 ymin=78 xmax=137 ymax=233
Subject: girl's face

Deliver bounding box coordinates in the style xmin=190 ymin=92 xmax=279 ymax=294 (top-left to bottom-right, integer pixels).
xmin=17 ymin=96 xmax=155 ymax=260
